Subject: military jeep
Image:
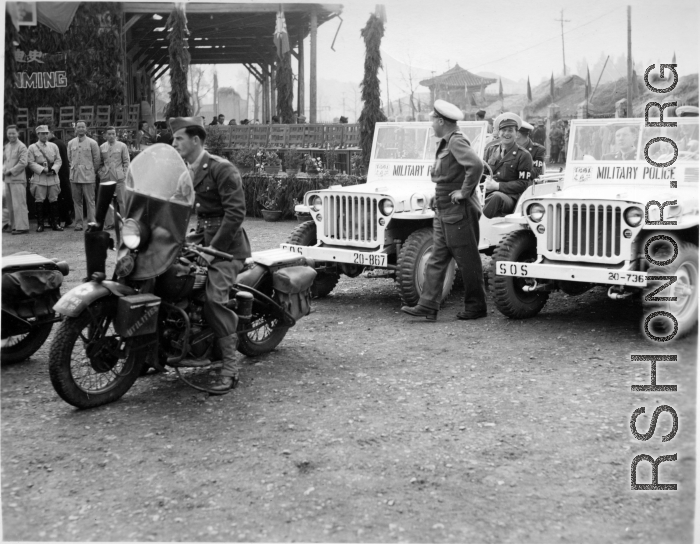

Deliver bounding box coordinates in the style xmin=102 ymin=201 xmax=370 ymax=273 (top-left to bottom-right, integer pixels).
xmin=281 ymin=121 xmax=560 ymax=304
xmin=491 ymin=117 xmax=698 ymax=338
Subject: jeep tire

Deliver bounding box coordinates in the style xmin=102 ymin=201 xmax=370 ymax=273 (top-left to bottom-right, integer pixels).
xmin=397 ymin=227 xmax=456 ymax=306
xmin=643 ymin=241 xmax=698 ymax=340
xmin=286 ymin=221 xmax=340 ymax=298
xmin=489 ymin=230 xmax=549 ymax=318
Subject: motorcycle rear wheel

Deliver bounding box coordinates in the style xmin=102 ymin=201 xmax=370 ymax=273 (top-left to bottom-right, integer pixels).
xmin=1 ymin=322 xmax=53 ymax=364
xmin=49 ymin=300 xmax=142 ymax=409
xmin=237 ymin=311 xmax=289 ymax=357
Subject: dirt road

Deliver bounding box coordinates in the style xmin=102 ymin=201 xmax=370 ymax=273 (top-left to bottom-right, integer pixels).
xmin=2 ymin=219 xmax=696 ymax=543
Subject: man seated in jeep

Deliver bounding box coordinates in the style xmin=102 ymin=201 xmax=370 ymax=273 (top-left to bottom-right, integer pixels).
xmin=482 ymin=113 xmax=533 ymax=218
xmin=602 ymin=125 xmax=638 ymax=160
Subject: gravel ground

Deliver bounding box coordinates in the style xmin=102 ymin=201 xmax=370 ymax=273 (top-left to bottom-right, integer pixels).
xmin=1 ymin=217 xmax=696 ymax=543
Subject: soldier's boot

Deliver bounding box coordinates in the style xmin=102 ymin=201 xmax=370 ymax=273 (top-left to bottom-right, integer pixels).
xmin=35 ymin=202 xmax=45 ymax=233
xmin=50 ymin=202 xmax=64 ymax=231
xmin=209 ymin=334 xmax=240 ymax=395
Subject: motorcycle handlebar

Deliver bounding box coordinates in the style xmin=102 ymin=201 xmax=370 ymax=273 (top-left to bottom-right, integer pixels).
xmin=190 ymin=244 xmax=234 ymax=262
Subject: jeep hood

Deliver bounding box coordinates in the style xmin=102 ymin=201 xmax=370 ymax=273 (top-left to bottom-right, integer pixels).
xmin=532 ymin=185 xmax=688 ymax=205
xmin=317 ymin=180 xmax=435 ymax=202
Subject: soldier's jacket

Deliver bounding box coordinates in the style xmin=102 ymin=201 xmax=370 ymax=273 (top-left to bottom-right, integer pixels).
xmin=520 ymin=137 xmax=546 ymax=179
xmin=28 ymin=141 xmax=62 ymax=186
xmin=602 ymin=148 xmax=638 ymax=161
xmin=483 ymin=140 xmax=533 ymax=196
xmin=192 ymin=151 xmax=251 ymax=260
xmin=432 ymin=129 xmax=483 ymax=215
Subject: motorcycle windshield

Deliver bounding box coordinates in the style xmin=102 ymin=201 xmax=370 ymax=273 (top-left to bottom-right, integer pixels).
xmin=123 ymin=144 xmax=194 ymax=280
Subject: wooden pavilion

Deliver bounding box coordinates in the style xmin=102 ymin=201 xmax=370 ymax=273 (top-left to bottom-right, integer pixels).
xmin=123 ymin=2 xmax=343 ymax=123
xmin=419 ymin=64 xmax=496 ymax=113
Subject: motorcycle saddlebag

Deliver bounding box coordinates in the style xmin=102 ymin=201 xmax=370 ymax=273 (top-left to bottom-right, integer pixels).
xmin=113 ymin=293 xmax=161 ymax=337
xmin=271 ymin=266 xmax=317 ymax=320
xmin=2 ymin=270 xmax=63 ymax=304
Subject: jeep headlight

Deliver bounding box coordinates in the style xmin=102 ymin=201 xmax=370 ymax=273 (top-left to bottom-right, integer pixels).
xmin=309 ymin=195 xmax=322 ymax=212
xmin=379 ymin=198 xmax=394 ymax=216
xmin=624 ymin=206 xmax=643 ymax=227
xmin=527 ymin=202 xmax=545 ymax=223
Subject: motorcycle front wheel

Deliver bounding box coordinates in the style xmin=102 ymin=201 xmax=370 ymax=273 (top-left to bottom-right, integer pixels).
xmin=49 ymin=300 xmax=142 ymax=409
xmin=1 ymin=322 xmax=53 ymax=364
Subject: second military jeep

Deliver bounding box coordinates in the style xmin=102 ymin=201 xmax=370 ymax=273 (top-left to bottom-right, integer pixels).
xmin=281 ymin=121 xmax=560 ymax=305
xmin=491 ymin=117 xmax=698 ymax=338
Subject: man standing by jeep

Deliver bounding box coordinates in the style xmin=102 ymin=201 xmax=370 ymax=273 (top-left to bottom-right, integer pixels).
xmin=482 ymin=113 xmax=533 ymax=218
xmin=170 ymin=116 xmax=251 ymax=394
xmin=401 ymin=100 xmax=487 ymax=321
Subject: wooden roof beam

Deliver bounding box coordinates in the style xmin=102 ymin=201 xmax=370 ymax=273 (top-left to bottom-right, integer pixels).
xmin=122 ymin=14 xmax=143 ymax=35
xmin=123 ymin=3 xmax=343 ymax=14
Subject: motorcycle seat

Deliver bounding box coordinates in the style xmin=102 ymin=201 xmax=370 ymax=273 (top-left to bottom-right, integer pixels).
xmin=251 ymin=248 xmax=307 ymax=268
xmin=2 ymin=252 xmax=57 ymax=272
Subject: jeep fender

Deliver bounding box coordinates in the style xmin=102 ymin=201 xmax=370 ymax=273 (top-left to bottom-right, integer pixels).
xmin=53 ymin=280 xmax=136 ymax=318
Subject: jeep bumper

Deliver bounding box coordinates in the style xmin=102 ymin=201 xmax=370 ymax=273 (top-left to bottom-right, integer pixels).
xmin=495 ymin=260 xmax=647 ymax=287
xmin=280 ymin=243 xmax=390 ymax=268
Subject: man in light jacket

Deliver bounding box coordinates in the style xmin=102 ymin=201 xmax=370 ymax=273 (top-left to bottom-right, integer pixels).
xmin=99 ymin=126 xmax=130 ymax=229
xmin=3 ymin=125 xmax=29 ymax=234
xmin=67 ymin=120 xmax=100 ymax=231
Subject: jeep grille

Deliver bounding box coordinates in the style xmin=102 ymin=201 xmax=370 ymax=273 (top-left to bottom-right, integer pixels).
xmin=537 ymin=200 xmax=635 ymax=264
xmin=317 ymin=193 xmax=385 ymax=248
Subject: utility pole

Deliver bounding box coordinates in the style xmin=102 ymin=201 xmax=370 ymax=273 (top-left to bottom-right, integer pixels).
xmin=385 ymin=64 xmax=391 ymax=116
xmin=626 ymin=5 xmax=633 ymax=118
xmin=555 ymin=10 xmax=570 ymax=76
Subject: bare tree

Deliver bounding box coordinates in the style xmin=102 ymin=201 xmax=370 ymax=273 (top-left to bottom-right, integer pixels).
xmin=189 ymin=65 xmax=214 ymax=116
xmin=397 ymin=53 xmax=422 ymax=120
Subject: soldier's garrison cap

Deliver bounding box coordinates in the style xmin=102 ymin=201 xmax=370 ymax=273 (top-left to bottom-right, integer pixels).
xmin=168 ymin=116 xmax=205 ymax=133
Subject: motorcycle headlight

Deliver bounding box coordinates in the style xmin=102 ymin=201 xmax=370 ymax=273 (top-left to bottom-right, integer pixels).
xmin=624 ymin=206 xmax=643 ymax=227
xmin=527 ymin=202 xmax=546 ymax=223
xmin=122 ymin=218 xmax=148 ymax=249
xmin=309 ymin=195 xmax=322 ymax=212
xmin=379 ymin=198 xmax=394 ymax=216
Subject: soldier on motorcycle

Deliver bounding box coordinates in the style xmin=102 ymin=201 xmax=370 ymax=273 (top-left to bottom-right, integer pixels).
xmin=170 ymin=116 xmax=251 ymax=394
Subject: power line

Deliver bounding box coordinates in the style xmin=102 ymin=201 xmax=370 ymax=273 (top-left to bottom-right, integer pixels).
xmin=467 ymin=6 xmax=622 ymax=73
xmin=554 ymin=9 xmax=571 ymax=76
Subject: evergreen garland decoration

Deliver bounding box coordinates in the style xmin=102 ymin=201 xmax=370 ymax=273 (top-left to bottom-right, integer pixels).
xmin=276 ymin=52 xmax=294 ymax=123
xmin=4 ymin=11 xmax=20 ymax=127
xmin=8 ymin=3 xmax=123 ymax=127
xmin=358 ymin=13 xmax=387 ymax=169
xmin=164 ymin=6 xmax=192 ymax=118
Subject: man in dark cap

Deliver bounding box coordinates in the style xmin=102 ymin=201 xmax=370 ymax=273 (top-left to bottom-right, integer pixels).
xmin=170 ymin=116 xmax=251 ymax=394
xmin=482 ymin=113 xmax=533 ymax=218
xmin=531 ymin=120 xmax=546 ymax=147
xmin=401 ymin=99 xmax=487 ymax=321
xmin=515 ymin=120 xmax=546 ymax=179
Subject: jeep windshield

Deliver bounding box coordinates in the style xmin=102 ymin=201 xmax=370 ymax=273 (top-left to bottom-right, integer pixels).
xmin=569 ymin=118 xmax=698 ymax=163
xmin=368 ymin=122 xmax=487 ymax=183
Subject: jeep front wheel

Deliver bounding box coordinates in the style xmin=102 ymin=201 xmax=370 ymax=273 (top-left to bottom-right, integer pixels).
xmin=397 ymin=227 xmax=456 ymax=306
xmin=643 ymin=241 xmax=698 ymax=340
xmin=286 ymin=220 xmax=339 ymax=298
xmin=489 ymin=230 xmax=548 ymax=318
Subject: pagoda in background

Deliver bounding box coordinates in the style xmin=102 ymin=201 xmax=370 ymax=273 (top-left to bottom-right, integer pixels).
xmin=420 ymin=64 xmax=496 ymax=114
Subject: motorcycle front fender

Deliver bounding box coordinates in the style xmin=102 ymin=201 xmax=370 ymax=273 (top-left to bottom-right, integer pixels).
xmin=53 ymin=280 xmax=136 ymax=318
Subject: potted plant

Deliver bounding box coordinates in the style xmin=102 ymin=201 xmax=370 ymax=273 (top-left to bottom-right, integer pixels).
xmin=350 ymin=152 xmax=365 ymax=176
xmin=325 ymin=148 xmax=340 ymax=175
xmin=284 ymin=150 xmax=304 ymax=176
xmin=261 ymin=150 xmax=281 ymax=175
xmin=231 ymin=148 xmax=256 ymax=174
xmin=257 ymin=178 xmax=285 ymax=221
xmin=305 ymin=154 xmax=323 ymax=176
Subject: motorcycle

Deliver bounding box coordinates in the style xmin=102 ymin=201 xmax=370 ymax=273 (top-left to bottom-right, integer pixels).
xmin=49 ymin=144 xmax=316 ymax=408
xmin=2 ymin=253 xmax=69 ymax=364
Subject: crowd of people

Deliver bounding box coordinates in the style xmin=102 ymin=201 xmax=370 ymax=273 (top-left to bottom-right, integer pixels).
xmin=2 ymin=121 xmax=140 ymax=234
